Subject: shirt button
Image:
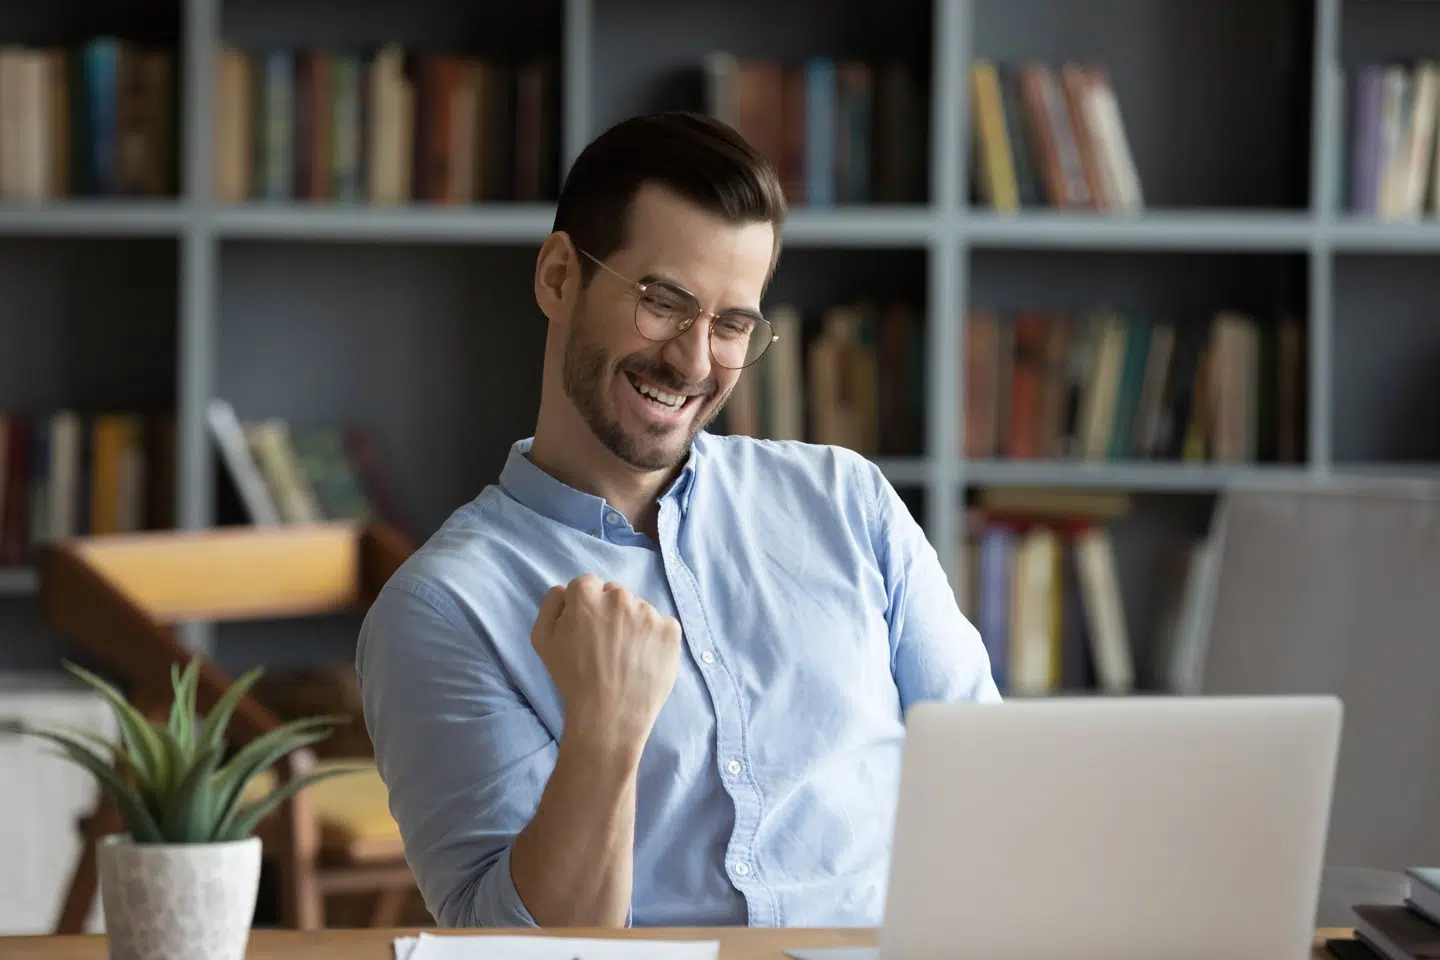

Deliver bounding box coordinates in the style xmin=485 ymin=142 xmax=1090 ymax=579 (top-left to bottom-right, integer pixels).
xmin=726 ymin=759 xmax=742 ymax=775
xmin=605 ymin=510 xmax=623 ymax=525
xmin=733 ymin=861 xmax=750 ymax=877
xmin=700 ymin=651 xmax=715 ymax=665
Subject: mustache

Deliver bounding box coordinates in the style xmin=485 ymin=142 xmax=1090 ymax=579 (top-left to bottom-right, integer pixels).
xmin=618 ymin=354 xmax=718 ymax=398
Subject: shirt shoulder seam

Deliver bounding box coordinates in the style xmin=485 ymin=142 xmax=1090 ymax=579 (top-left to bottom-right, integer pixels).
xmin=381 ymin=495 xmax=518 ymax=641
xmin=385 ymin=573 xmax=470 ymax=638
xmin=852 ymin=448 xmax=889 ymax=558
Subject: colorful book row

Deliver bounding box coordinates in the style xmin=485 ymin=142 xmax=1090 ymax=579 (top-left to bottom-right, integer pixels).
xmin=0 ymin=411 xmax=175 ymax=567
xmin=206 ymin=398 xmax=409 ymax=537
xmin=703 ymin=53 xmax=928 ymax=206
xmin=970 ymin=59 xmax=1142 ymax=213
xmin=964 ymin=308 xmax=1306 ymax=465
xmin=1344 ymin=61 xmax=1440 ymax=219
xmin=214 ymin=45 xmax=559 ymax=205
xmin=0 ymin=38 xmax=174 ymax=201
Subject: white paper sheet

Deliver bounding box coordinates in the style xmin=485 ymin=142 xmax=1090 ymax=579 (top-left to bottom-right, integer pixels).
xmin=393 ymin=932 xmax=721 ymax=960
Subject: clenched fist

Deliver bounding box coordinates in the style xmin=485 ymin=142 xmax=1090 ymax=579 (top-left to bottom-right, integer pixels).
xmin=530 ymin=574 xmax=682 ymax=755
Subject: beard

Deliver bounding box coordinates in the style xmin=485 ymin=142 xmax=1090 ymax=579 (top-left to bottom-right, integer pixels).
xmin=562 ymin=307 xmax=728 ymax=471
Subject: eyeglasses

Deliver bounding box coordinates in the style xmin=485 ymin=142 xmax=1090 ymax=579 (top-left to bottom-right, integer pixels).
xmin=577 ymin=248 xmax=777 ymax=369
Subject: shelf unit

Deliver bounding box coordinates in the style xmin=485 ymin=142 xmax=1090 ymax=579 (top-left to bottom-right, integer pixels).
xmin=0 ymin=568 xmax=37 ymax=598
xmin=1 ymin=0 xmax=1438 ymax=677
xmin=19 ymin=203 xmax=1440 ymax=252
xmin=0 ymin=201 xmax=186 ymax=236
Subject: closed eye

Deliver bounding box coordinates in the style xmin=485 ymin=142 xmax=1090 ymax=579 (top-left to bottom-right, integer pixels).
xmin=640 ymin=289 xmax=688 ymax=314
xmin=714 ymin=313 xmax=758 ymax=339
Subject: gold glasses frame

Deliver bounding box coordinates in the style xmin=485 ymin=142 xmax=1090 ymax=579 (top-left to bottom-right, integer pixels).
xmin=576 ymin=247 xmax=778 ymax=370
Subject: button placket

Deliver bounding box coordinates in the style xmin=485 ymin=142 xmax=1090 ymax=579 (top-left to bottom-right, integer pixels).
xmin=655 ymin=497 xmax=774 ymax=925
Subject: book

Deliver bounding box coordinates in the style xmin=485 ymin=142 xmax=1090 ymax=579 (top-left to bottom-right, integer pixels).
xmin=1354 ymin=903 xmax=1440 ymax=960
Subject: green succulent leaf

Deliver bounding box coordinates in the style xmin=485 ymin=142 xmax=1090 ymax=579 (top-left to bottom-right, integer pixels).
xmin=35 ymin=720 xmax=131 ymax=774
xmin=214 ymin=714 xmax=346 ymax=793
xmin=196 ymin=665 xmax=264 ymax=758
xmin=211 ymin=723 xmax=341 ymax=832
xmin=27 ymin=728 xmax=162 ymax=843
xmin=159 ymin=719 xmax=202 ymax=800
xmin=27 ymin=656 xmax=350 ymax=846
xmin=62 ymin=661 xmax=168 ymax=802
xmin=168 ymin=659 xmax=201 ymax=761
xmin=160 ymin=741 xmax=226 ymax=843
xmin=215 ymin=764 xmax=368 ymax=842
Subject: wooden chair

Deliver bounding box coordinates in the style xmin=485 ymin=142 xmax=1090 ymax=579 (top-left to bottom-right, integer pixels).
xmin=37 ymin=521 xmax=419 ymax=932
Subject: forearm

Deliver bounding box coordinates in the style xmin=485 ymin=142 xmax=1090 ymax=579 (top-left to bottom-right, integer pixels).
xmin=508 ymin=728 xmax=643 ymax=926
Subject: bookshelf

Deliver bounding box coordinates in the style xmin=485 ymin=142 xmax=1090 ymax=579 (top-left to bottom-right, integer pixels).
xmin=0 ymin=0 xmax=1437 ymax=690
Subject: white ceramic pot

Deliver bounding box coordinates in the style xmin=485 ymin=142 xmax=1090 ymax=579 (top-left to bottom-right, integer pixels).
xmin=96 ymin=833 xmax=261 ymax=960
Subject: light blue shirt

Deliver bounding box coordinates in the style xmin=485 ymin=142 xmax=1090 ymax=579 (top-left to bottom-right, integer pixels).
xmin=355 ymin=432 xmax=999 ymax=929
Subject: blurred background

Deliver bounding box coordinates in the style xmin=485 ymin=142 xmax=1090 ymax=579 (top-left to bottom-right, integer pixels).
xmin=1 ymin=0 xmax=1438 ymax=939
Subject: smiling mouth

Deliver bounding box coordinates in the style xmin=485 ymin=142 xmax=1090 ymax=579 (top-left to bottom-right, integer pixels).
xmin=626 ymin=372 xmax=701 ymax=414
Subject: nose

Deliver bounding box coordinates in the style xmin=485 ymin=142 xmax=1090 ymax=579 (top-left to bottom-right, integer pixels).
xmin=661 ymin=312 xmax=714 ymax=385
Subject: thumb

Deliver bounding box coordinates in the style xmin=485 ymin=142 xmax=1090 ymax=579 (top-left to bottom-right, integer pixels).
xmin=530 ymin=585 xmax=567 ymax=650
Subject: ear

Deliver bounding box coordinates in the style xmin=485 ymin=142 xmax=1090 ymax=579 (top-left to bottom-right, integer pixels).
xmin=534 ymin=231 xmax=579 ymax=326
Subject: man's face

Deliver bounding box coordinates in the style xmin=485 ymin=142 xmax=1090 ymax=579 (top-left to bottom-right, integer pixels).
xmin=562 ymin=183 xmax=776 ymax=473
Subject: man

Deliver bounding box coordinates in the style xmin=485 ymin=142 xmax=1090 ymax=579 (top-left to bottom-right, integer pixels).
xmin=356 ymin=111 xmax=1000 ymax=932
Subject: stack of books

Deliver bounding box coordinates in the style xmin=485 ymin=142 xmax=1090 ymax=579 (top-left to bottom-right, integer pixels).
xmin=963 ymin=307 xmax=1307 ymax=466
xmin=1333 ymin=868 xmax=1440 ymax=959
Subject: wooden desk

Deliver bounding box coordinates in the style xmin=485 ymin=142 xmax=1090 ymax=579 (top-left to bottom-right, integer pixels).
xmin=0 ymin=926 xmax=1355 ymax=958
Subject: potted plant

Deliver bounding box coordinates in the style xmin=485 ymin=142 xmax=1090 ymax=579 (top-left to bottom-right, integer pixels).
xmin=8 ymin=657 xmax=360 ymax=960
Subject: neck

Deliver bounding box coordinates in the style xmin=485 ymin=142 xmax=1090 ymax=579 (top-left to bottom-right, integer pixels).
xmin=530 ymin=389 xmax=676 ymax=540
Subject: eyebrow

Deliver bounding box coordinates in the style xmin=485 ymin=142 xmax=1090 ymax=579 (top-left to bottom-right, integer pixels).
xmin=637 ymin=272 xmax=765 ymax=319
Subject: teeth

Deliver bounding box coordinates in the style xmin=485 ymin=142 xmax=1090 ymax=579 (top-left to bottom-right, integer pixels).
xmin=636 ymin=381 xmax=685 ymax=409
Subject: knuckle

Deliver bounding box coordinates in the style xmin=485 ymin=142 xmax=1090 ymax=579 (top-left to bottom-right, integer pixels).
xmin=570 ymin=573 xmax=603 ymax=597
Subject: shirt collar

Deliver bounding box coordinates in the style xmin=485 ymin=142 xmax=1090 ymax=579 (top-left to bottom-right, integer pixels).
xmin=498 ymin=436 xmax=701 ymax=535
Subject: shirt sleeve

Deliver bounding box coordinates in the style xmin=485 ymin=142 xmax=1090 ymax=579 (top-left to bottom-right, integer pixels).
xmin=355 ymin=578 xmax=554 ymax=928
xmin=860 ymin=457 xmax=1003 ymax=709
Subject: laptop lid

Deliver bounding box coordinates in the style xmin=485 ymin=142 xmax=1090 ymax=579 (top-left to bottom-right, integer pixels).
xmin=877 ymin=696 xmax=1342 ymax=960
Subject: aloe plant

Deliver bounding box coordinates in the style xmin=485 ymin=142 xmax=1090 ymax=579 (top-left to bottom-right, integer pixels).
xmin=9 ymin=657 xmax=362 ymax=844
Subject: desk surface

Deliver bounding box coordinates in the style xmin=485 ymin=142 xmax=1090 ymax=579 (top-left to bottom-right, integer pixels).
xmin=0 ymin=926 xmax=1354 ymax=959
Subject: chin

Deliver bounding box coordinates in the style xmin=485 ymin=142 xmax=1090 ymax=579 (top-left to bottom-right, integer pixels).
xmin=587 ymin=368 xmax=705 ymax=471
xmin=612 ymin=410 xmax=708 ymax=473
xmin=561 ymin=324 xmax=728 ymax=473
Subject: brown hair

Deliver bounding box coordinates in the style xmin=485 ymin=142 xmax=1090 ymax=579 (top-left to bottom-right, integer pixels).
xmin=552 ymin=112 xmax=788 ymax=285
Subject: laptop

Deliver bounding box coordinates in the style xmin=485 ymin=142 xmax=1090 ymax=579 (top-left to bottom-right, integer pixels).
xmin=791 ymin=696 xmax=1342 ymax=960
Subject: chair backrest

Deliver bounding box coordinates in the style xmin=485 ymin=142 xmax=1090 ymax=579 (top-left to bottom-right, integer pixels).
xmin=38 ymin=522 xmax=413 ymax=746
xmin=1200 ymin=482 xmax=1440 ymax=871
xmin=59 ymin=522 xmax=411 ymax=624
xmin=69 ymin=524 xmax=360 ymax=623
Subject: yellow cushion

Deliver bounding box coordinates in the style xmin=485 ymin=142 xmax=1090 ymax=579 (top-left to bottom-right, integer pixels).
xmin=240 ymin=759 xmax=400 ymax=846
